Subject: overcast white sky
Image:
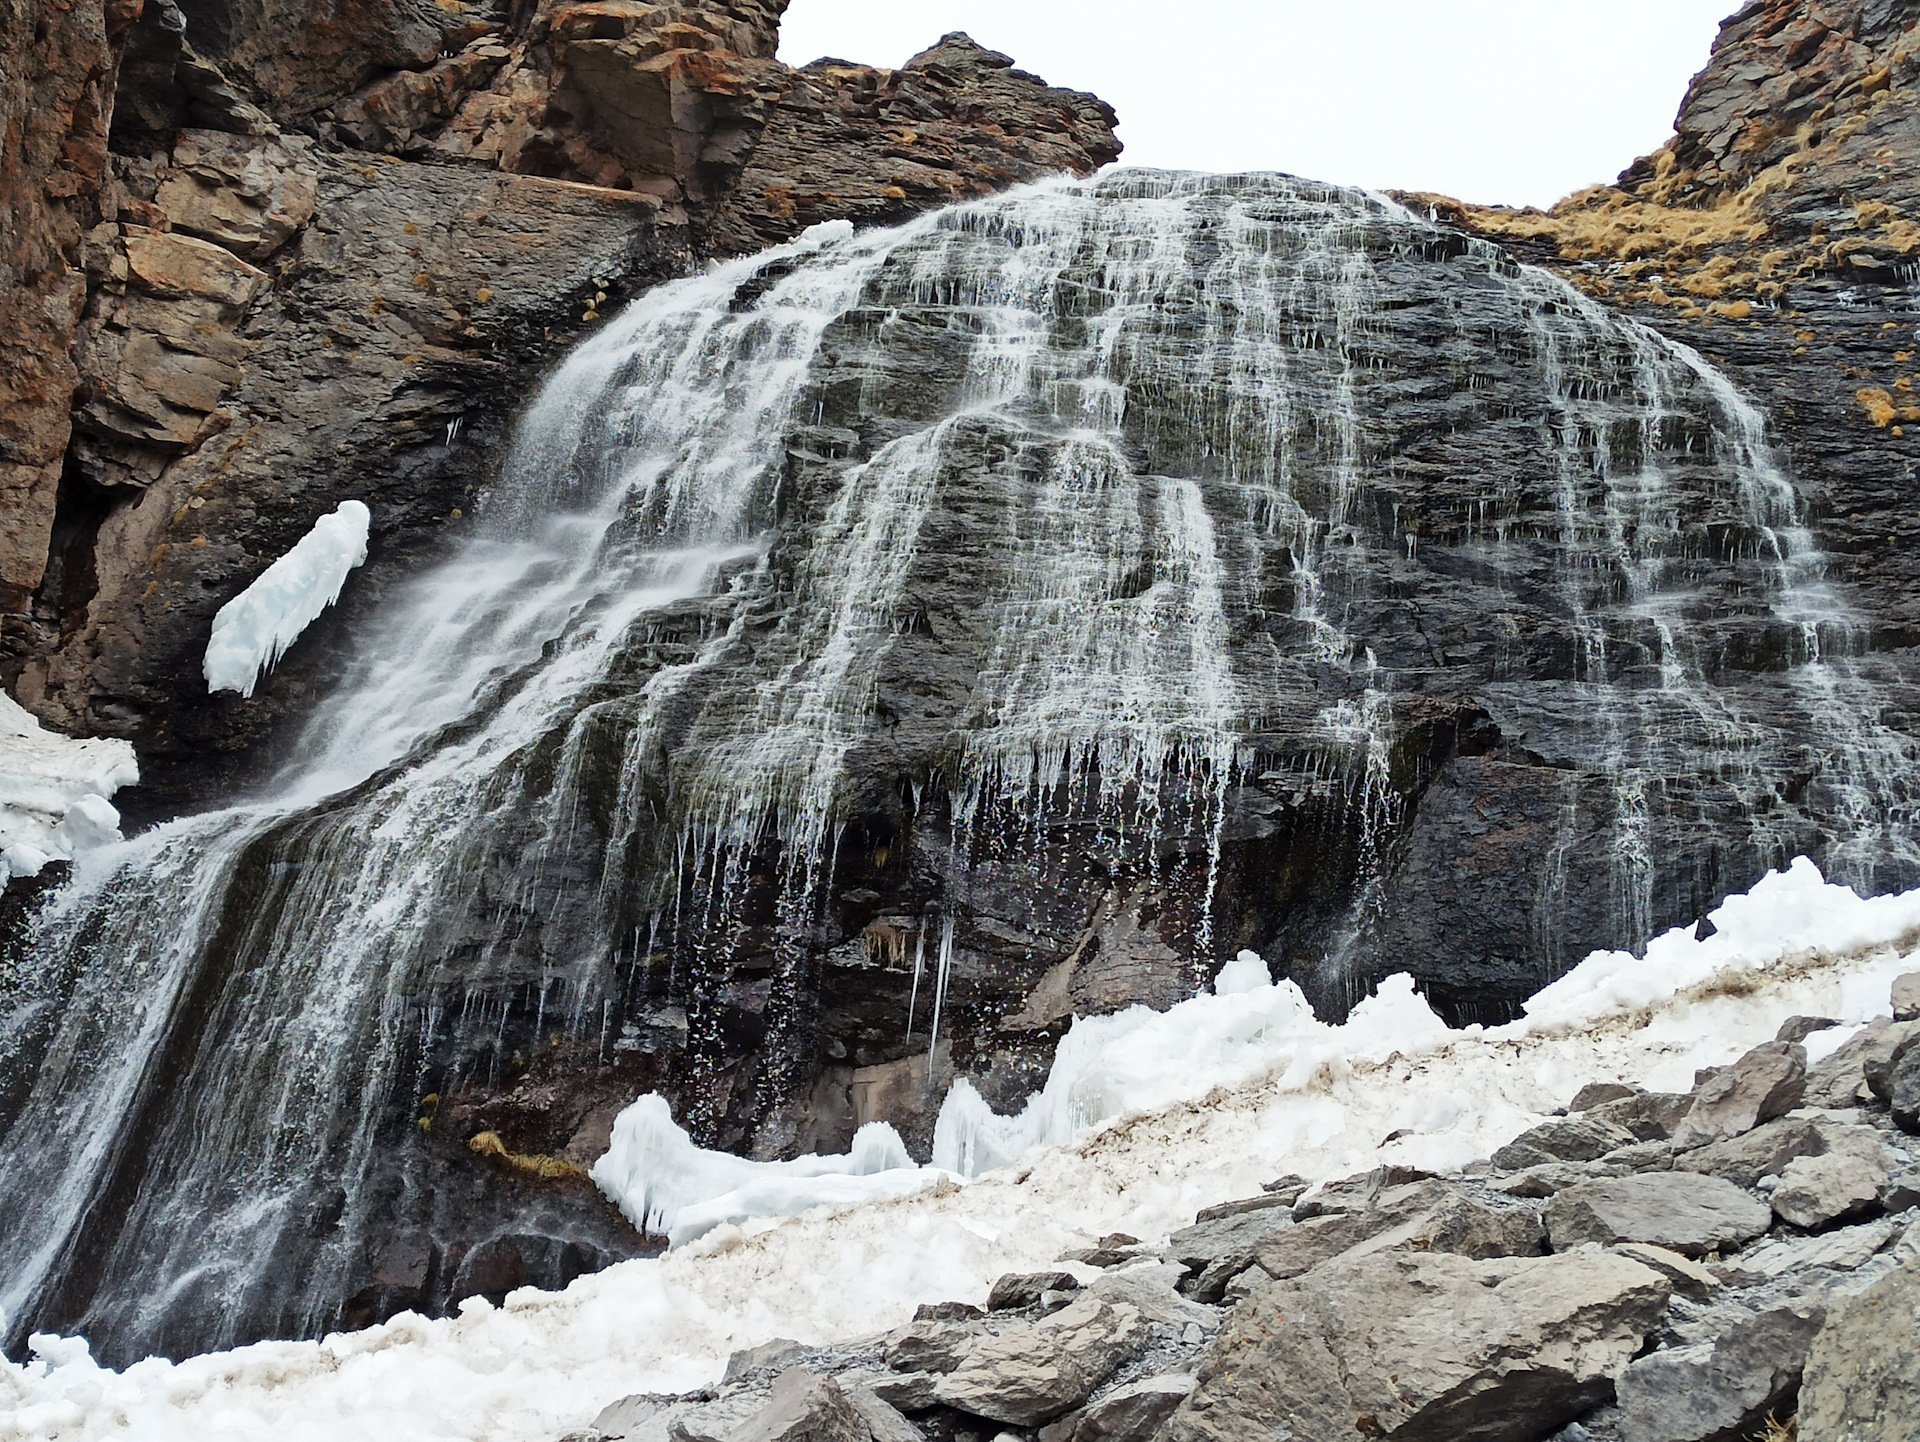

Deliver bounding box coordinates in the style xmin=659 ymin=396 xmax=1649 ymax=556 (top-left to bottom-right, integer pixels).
xmin=777 ymin=1 xmax=1735 ymax=209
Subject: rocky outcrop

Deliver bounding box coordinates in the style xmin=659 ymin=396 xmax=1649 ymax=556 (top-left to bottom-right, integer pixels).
xmin=0 ymin=0 xmax=1119 ymax=810
xmin=555 ymin=980 xmax=1920 ymax=1442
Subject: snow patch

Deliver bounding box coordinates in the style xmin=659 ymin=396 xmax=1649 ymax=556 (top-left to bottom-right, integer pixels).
xmin=203 ymin=501 xmax=371 ymax=697
xmin=0 ymin=695 xmax=140 ymax=885
xmin=590 ymin=1096 xmax=946 ymax=1246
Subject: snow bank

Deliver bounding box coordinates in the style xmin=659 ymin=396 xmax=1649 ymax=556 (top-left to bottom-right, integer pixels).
xmin=0 ymin=696 xmax=139 ymax=885
xmin=203 ymin=501 xmax=371 ymax=697
xmin=6 ymin=857 xmax=1920 ymax=1442
xmin=590 ymin=1096 xmax=944 ymax=1246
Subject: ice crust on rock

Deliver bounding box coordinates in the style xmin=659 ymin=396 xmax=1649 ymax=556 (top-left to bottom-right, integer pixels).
xmin=0 ymin=695 xmax=140 ymax=885
xmin=8 ymin=855 xmax=1920 ymax=1442
xmin=202 ymin=500 xmax=370 ymax=697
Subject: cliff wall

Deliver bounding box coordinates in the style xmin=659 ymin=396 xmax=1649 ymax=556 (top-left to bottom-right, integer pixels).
xmin=0 ymin=0 xmax=1118 ymax=809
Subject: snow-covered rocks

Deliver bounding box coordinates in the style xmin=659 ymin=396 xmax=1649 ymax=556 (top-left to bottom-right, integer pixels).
xmin=203 ymin=499 xmax=370 ymax=697
xmin=0 ymin=694 xmax=140 ymax=885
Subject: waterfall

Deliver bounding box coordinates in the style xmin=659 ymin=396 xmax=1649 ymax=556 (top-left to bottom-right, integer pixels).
xmin=3 ymin=170 xmax=1915 ymax=1365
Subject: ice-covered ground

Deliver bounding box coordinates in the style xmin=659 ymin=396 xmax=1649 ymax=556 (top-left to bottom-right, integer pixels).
xmin=203 ymin=501 xmax=371 ymax=697
xmin=5 ymin=857 xmax=1919 ymax=1441
xmin=0 ymin=696 xmax=140 ymax=886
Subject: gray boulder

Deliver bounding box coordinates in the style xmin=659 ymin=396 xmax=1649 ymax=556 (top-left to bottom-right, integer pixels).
xmin=1291 ymin=1165 xmax=1436 ymax=1220
xmin=1612 ymin=1297 xmax=1825 ymax=1442
xmin=841 ymin=1381 xmax=926 ymax=1442
xmin=933 ymin=1294 xmax=1151 ymax=1426
xmin=1715 ymin=1217 xmax=1901 ymax=1287
xmin=731 ymin=1370 xmax=870 ymax=1442
xmin=1191 ymin=1190 xmax=1297 ymax=1223
xmin=987 ymin=1271 xmax=1082 ymax=1312
xmin=1804 ymin=1020 xmax=1898 ymax=1108
xmin=1798 ymin=1260 xmax=1920 ymax=1442
xmin=725 ymin=1338 xmax=808 ymax=1383
xmin=1611 ymin=1242 xmax=1721 ymax=1300
xmin=1777 ymin=1015 xmax=1842 ymax=1044
xmin=1159 ymin=1248 xmax=1671 ymax=1442
xmin=1546 ymin=1173 xmax=1772 ymax=1257
xmin=1254 ymin=1180 xmax=1543 ymax=1282
xmin=1672 ymin=1115 xmax=1824 ymax=1188
xmin=1570 ymin=1081 xmax=1641 ymax=1111
xmin=1877 ymin=1040 xmax=1920 ymax=1134
xmin=1893 ymin=971 xmax=1920 ymax=1023
xmin=1883 ymin=1168 xmax=1920 ymax=1212
xmin=1672 ymin=1041 xmax=1807 ymax=1150
xmin=1037 ymin=1375 xmax=1196 ymax=1442
xmin=1492 ymin=1114 xmax=1639 ymax=1171
xmin=1773 ymin=1150 xmax=1891 ymax=1229
xmin=1589 ymin=1091 xmax=1695 ymax=1143
xmin=1167 ymin=1207 xmax=1296 ymax=1302
xmin=882 ymin=1317 xmax=981 ymax=1374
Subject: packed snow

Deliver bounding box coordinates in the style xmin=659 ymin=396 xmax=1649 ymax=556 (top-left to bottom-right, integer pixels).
xmin=6 ymin=856 xmax=1920 ymax=1441
xmin=202 ymin=501 xmax=371 ymax=697
xmin=0 ymin=695 xmax=139 ymax=886
xmin=591 ymin=1097 xmax=947 ymax=1246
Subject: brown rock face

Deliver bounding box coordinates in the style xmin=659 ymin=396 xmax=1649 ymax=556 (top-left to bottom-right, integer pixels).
xmin=0 ymin=0 xmax=129 ymax=613
xmin=0 ymin=0 xmax=1119 ymax=803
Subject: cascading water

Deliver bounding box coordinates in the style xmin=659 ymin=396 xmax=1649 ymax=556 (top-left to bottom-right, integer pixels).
xmin=2 ymin=170 xmax=1916 ymax=1366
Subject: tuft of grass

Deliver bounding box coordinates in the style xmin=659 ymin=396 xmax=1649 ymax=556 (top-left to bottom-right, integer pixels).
xmin=467 ymin=1130 xmax=590 ymax=1183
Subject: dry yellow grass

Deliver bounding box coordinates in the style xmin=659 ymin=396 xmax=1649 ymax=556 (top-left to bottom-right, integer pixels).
xmin=467 ymin=1130 xmax=590 ymax=1183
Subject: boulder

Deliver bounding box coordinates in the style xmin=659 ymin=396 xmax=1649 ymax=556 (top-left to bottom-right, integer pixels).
xmin=1804 ymin=1021 xmax=1900 ymax=1109
xmin=1190 ymin=1190 xmax=1296 ymax=1224
xmin=987 ymin=1271 xmax=1082 ymax=1312
xmin=1773 ymin=1150 xmax=1891 ymax=1229
xmin=726 ymin=1338 xmax=807 ymax=1383
xmin=1672 ymin=1116 xmax=1824 ymax=1188
xmin=1254 ymin=1180 xmax=1543 ymax=1282
xmin=1715 ymin=1218 xmax=1901 ymax=1287
xmin=1893 ymin=972 xmax=1920 ymax=1023
xmin=883 ymin=1317 xmax=981 ymax=1374
xmin=1611 ymin=1242 xmax=1721 ymax=1300
xmin=1777 ymin=1015 xmax=1843 ymax=1044
xmin=1167 ymin=1208 xmax=1295 ymax=1300
xmin=1492 ymin=1163 xmax=1614 ymax=1199
xmin=1037 ymin=1375 xmax=1196 ymax=1442
xmin=732 ymin=1370 xmax=870 ymax=1442
xmin=1613 ymin=1297 xmax=1825 ymax=1442
xmin=1798 ymin=1260 xmax=1920 ymax=1442
xmin=1876 ymin=1040 xmax=1920 ymax=1134
xmin=1570 ymin=1081 xmax=1640 ymax=1111
xmin=1492 ymin=1114 xmax=1639 ymax=1171
xmin=1546 ymin=1173 xmax=1772 ymax=1257
xmin=1671 ymin=1042 xmax=1807 ymax=1150
xmin=932 ymin=1296 xmax=1152 ymax=1426
xmin=1588 ymin=1091 xmax=1695 ymax=1143
xmin=848 ymin=1370 xmax=942 ymax=1414
xmin=841 ymin=1381 xmax=927 ymax=1442
xmin=1159 ymin=1249 xmax=1671 ymax=1442
xmin=1882 ymin=1169 xmax=1920 ymax=1213
xmin=1292 ymin=1165 xmax=1436 ymax=1220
